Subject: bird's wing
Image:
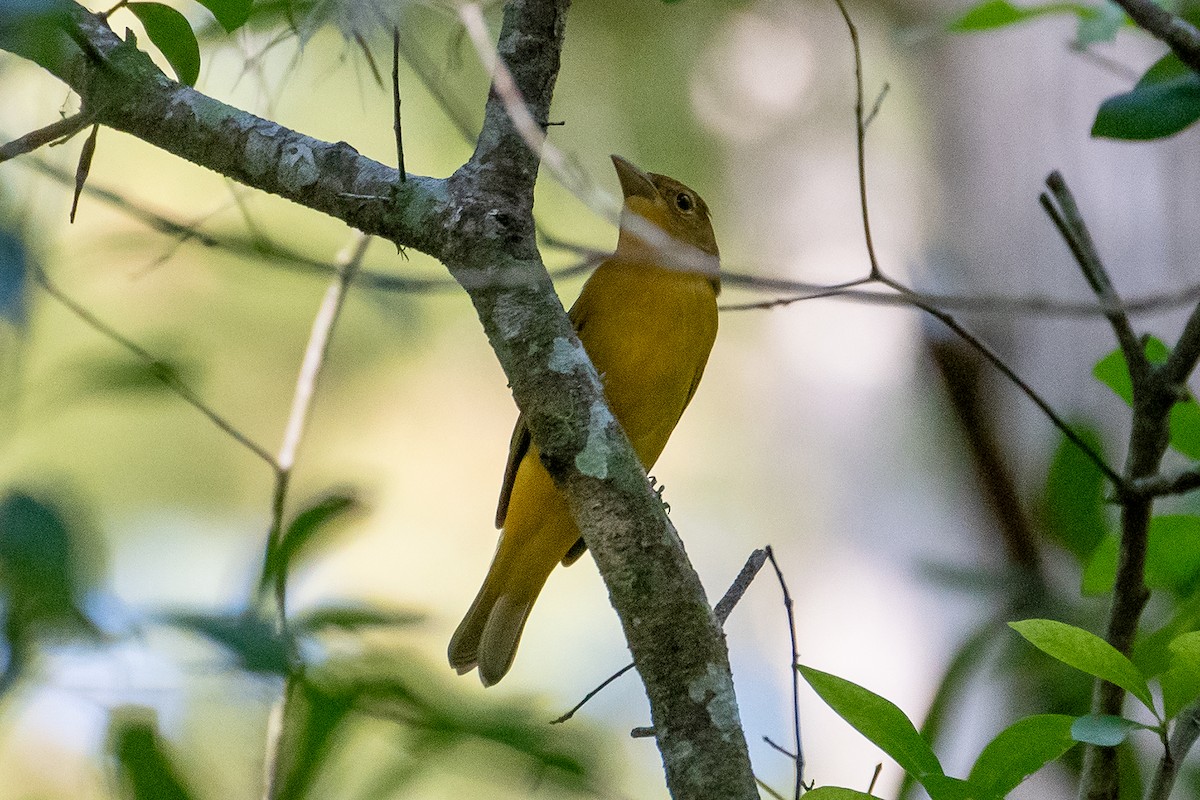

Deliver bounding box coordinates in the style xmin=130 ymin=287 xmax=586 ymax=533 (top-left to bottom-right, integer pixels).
xmin=495 ymin=415 xmax=530 ymax=529
xmin=495 ymin=290 xmax=594 ymax=530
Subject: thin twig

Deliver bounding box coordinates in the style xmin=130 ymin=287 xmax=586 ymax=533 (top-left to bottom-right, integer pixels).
xmin=552 ymin=548 xmax=769 ymax=725
xmin=1130 ymin=468 xmax=1200 ymax=498
xmin=820 ymin=0 xmax=1124 ymax=494
xmin=863 ymin=82 xmax=890 ymax=130
xmin=756 ymin=777 xmax=788 ymax=800
xmin=831 ymin=0 xmax=882 ymax=280
xmin=721 ymin=271 xmax=1200 ymax=319
xmin=910 ymin=296 xmax=1124 ymax=489
xmin=269 ymin=232 xmax=372 ymax=615
xmin=549 ymin=664 xmax=636 ymax=725
xmin=1164 ymin=299 xmax=1200 ymax=387
xmin=70 ymin=125 xmax=99 ymax=224
xmin=765 ymin=546 xmax=804 ymax=799
xmin=0 ymin=112 xmax=93 ymax=164
xmin=261 ymin=232 xmax=371 ymax=800
xmin=458 ymin=3 xmax=614 ymax=217
xmin=715 ymin=548 xmax=769 ymax=624
xmin=867 ymin=763 xmax=883 ymax=795
xmin=763 ymin=736 xmax=797 ymax=760
xmin=392 ymin=27 xmax=406 ymax=180
xmin=1107 ymin=0 xmax=1200 ymax=74
xmin=1147 ymin=699 xmax=1200 ymax=800
xmin=33 ymin=267 xmax=276 ymax=466
xmin=1040 ymin=172 xmax=1146 ymax=388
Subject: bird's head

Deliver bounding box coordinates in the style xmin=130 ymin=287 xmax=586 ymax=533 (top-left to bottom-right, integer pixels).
xmin=611 ymin=155 xmax=720 ymax=284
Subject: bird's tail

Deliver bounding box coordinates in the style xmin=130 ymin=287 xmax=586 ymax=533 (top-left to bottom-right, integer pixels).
xmin=448 ymin=535 xmax=554 ymax=687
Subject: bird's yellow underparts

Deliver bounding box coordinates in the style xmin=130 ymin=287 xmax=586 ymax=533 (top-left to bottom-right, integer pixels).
xmin=447 ymin=155 xmax=720 ymax=686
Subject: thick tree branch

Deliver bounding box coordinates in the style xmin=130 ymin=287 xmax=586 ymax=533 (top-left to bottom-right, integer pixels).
xmin=6 ymin=4 xmax=448 ymax=258
xmin=2 ymin=3 xmax=758 ymax=798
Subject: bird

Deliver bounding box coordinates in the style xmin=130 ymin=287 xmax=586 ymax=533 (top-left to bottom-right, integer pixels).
xmin=448 ymin=154 xmax=720 ymax=686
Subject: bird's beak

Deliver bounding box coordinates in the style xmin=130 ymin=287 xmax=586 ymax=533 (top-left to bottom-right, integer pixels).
xmin=611 ymin=155 xmax=658 ymax=202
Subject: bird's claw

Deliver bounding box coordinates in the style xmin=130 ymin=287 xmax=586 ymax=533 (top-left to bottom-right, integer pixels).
xmin=648 ymin=476 xmax=670 ymax=514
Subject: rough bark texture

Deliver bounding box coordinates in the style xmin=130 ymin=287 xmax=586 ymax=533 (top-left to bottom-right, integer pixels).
xmin=2 ymin=3 xmax=758 ymax=798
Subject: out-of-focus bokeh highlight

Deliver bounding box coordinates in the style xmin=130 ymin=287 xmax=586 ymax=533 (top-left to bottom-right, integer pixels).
xmin=4 ymin=0 xmax=1200 ymax=797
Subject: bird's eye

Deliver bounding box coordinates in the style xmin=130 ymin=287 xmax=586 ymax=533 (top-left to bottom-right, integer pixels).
xmin=675 ymin=192 xmax=694 ymax=212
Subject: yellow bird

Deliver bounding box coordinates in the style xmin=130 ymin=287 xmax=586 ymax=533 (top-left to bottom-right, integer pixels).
xmin=448 ymin=155 xmax=720 ymax=686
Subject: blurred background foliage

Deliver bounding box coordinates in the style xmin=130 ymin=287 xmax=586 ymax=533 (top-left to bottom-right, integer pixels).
xmin=4 ymin=0 xmax=1200 ymax=797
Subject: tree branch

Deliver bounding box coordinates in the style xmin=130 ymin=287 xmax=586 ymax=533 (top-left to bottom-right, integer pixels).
xmin=1108 ymin=0 xmax=1200 ymax=74
xmin=7 ymin=4 xmax=447 ymax=257
xmin=3 ymin=2 xmax=760 ymax=797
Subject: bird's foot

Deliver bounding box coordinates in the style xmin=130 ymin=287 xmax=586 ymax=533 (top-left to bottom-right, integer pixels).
xmin=648 ymin=475 xmax=670 ymax=514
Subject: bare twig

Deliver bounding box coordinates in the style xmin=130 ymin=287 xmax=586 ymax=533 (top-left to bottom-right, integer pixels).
xmin=913 ymin=297 xmax=1123 ymax=488
xmin=33 ymin=268 xmax=276 ymax=466
xmin=831 ymin=0 xmax=882 ymax=280
xmin=819 ymin=0 xmax=1124 ymax=493
xmin=392 ymin=27 xmax=406 ymax=180
xmin=1164 ymin=299 xmax=1200 ymax=387
xmin=757 ymin=777 xmax=789 ymax=800
xmin=69 ymin=124 xmax=99 ymax=224
xmin=268 ymin=232 xmax=371 ymax=617
xmin=1040 ymin=171 xmax=1146 ymax=387
xmin=553 ymin=548 xmax=769 ymax=725
xmin=0 ymin=112 xmax=93 ymax=164
xmin=1148 ymin=699 xmax=1200 ymax=800
xmin=765 ymin=546 xmax=804 ymax=799
xmin=863 ymin=82 xmax=890 ymax=130
xmin=549 ymin=663 xmax=636 ymax=725
xmin=714 ymin=548 xmax=770 ymax=624
xmin=867 ymin=763 xmax=883 ymax=795
xmin=722 ymin=271 xmax=1200 ymax=319
xmin=1131 ymin=468 xmax=1200 ymax=498
xmin=261 ymin=232 xmax=371 ymax=800
xmin=1107 ymin=0 xmax=1200 ymax=74
xmin=763 ymin=736 xmax=797 ymax=760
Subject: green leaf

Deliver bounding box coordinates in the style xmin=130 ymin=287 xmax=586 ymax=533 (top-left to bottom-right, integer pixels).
xmin=1082 ymin=534 xmax=1118 ymax=595
xmin=293 ymin=604 xmax=424 ymax=634
xmin=1170 ymin=400 xmax=1200 ymax=459
xmin=307 ymin=650 xmax=602 ymax=788
xmin=267 ymin=681 xmax=352 ymax=800
xmin=0 ymin=490 xmax=93 ymax=632
xmin=1041 ymin=423 xmax=1109 ymax=561
xmin=126 ymin=3 xmax=201 ymax=86
xmin=919 ymin=775 xmax=978 ymax=800
xmin=968 ymin=714 xmax=1077 ymax=797
xmin=195 ymin=0 xmax=252 ymax=31
xmin=1132 ymin=590 xmax=1200 ymax=678
xmin=948 ymin=0 xmax=1098 ymax=31
xmin=798 ymin=665 xmax=943 ymax=781
xmin=1083 ymin=516 xmax=1200 ymax=598
xmin=1146 ymin=516 xmax=1200 ymax=595
xmin=1070 ymin=714 xmax=1147 ymax=746
xmin=1009 ymin=619 xmax=1153 ymax=710
xmin=802 ymin=790 xmax=878 ymax=800
xmin=1161 ymin=631 xmax=1200 ymax=719
xmin=260 ymin=491 xmax=361 ymax=596
xmin=1091 ymin=339 xmax=1200 ymax=456
xmin=1093 ymin=54 xmax=1200 ymax=140
xmin=1093 ymin=337 xmax=1169 ymax=405
xmin=895 ymin=621 xmax=1004 ymax=800
xmin=62 ymin=352 xmax=198 ymax=400
xmin=165 ymin=611 xmax=289 ymax=674
xmin=0 ymin=0 xmax=73 ymax=69
xmin=110 ymin=709 xmax=197 ymax=800
xmin=1074 ymin=0 xmax=1125 ymax=44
